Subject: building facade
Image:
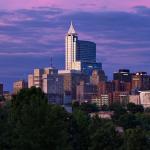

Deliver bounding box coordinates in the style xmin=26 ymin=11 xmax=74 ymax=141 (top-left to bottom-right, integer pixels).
xmin=140 ymin=91 xmax=150 ymax=108
xmin=132 ymin=72 xmax=150 ymax=91
xmin=28 ymin=67 xmax=64 ymax=104
xmin=76 ymin=81 xmax=97 ymax=103
xmin=13 ymin=80 xmax=27 ymax=94
xmin=42 ymin=74 xmax=64 ymax=104
xmin=76 ymin=40 xmax=96 ymax=62
xmin=59 ymin=70 xmax=89 ymax=100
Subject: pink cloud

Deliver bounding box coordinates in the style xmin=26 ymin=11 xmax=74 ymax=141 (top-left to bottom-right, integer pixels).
xmin=1 ymin=0 xmax=150 ymax=11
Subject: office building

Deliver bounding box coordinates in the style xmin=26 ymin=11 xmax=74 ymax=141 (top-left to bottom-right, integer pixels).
xmin=13 ymin=80 xmax=27 ymax=94
xmin=28 ymin=69 xmax=44 ymax=89
xmin=113 ymin=91 xmax=129 ymax=104
xmin=97 ymin=81 xmax=113 ymax=95
xmin=42 ymin=74 xmax=64 ymax=104
xmin=65 ymin=22 xmax=78 ymax=70
xmin=112 ymin=80 xmax=131 ymax=93
xmin=76 ymin=81 xmax=97 ymax=103
xmin=28 ymin=67 xmax=64 ymax=104
xmin=76 ymin=40 xmax=96 ymax=62
xmin=65 ymin=22 xmax=102 ymax=75
xmin=132 ymin=72 xmax=150 ymax=91
xmin=28 ymin=67 xmax=58 ymax=89
xmin=113 ymin=69 xmax=132 ymax=82
xmin=59 ymin=70 xmax=89 ymax=100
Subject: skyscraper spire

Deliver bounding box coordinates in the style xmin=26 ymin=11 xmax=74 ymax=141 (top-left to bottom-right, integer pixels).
xmin=68 ymin=21 xmax=77 ymax=34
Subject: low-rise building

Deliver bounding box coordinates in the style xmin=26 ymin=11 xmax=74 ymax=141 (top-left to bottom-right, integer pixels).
xmin=129 ymin=95 xmax=140 ymax=105
xmin=3 ymin=91 xmax=12 ymax=101
xmin=140 ymin=91 xmax=150 ymax=108
xmin=13 ymin=80 xmax=27 ymax=94
xmin=28 ymin=67 xmax=64 ymax=104
xmin=90 ymin=111 xmax=114 ymax=119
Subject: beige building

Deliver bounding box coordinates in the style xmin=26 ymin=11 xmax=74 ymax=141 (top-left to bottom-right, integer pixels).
xmin=13 ymin=80 xmax=27 ymax=94
xmin=129 ymin=95 xmax=140 ymax=105
xmin=140 ymin=91 xmax=150 ymax=108
xmin=28 ymin=67 xmax=64 ymax=104
xmin=28 ymin=67 xmax=58 ymax=89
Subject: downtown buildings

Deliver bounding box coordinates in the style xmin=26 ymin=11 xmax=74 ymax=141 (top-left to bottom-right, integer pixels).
xmin=6 ymin=22 xmax=150 ymax=108
xmin=28 ymin=68 xmax=64 ymax=104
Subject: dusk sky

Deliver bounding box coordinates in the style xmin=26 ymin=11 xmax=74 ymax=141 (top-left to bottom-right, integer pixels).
xmin=0 ymin=0 xmax=150 ymax=91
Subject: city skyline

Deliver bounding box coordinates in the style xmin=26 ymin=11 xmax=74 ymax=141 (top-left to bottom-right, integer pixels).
xmin=0 ymin=1 xmax=150 ymax=91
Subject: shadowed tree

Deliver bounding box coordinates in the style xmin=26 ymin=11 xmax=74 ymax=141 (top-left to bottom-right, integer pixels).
xmin=123 ymin=128 xmax=150 ymax=150
xmin=10 ymin=87 xmax=72 ymax=150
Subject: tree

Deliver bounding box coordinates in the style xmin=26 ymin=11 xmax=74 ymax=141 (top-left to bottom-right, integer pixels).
xmin=79 ymin=102 xmax=99 ymax=113
xmin=71 ymin=110 xmax=90 ymax=150
xmin=10 ymin=87 xmax=72 ymax=150
xmin=118 ymin=113 xmax=139 ymax=129
xmin=89 ymin=117 xmax=122 ymax=150
xmin=110 ymin=103 xmax=126 ymax=122
xmin=127 ymin=103 xmax=144 ymax=113
xmin=123 ymin=128 xmax=150 ymax=150
xmin=0 ymin=102 xmax=12 ymax=150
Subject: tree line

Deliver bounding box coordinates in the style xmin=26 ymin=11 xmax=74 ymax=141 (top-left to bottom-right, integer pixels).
xmin=0 ymin=87 xmax=150 ymax=150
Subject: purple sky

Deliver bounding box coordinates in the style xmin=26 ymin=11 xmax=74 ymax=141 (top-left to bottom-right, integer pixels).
xmin=0 ymin=0 xmax=150 ymax=91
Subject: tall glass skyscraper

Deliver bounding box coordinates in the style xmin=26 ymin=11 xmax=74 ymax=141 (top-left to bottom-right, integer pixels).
xmin=65 ymin=22 xmax=102 ymax=75
xmin=77 ymin=40 xmax=96 ymax=62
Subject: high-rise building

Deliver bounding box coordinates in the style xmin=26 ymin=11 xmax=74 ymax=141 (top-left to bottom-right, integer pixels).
xmin=76 ymin=40 xmax=96 ymax=62
xmin=65 ymin=22 xmax=78 ymax=70
xmin=13 ymin=80 xmax=27 ymax=94
xmin=65 ymin=22 xmax=102 ymax=75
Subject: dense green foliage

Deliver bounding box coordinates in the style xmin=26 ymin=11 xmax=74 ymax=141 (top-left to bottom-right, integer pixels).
xmin=0 ymin=87 xmax=150 ymax=150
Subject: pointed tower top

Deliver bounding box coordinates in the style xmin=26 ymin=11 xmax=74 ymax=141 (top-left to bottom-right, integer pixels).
xmin=68 ymin=21 xmax=77 ymax=34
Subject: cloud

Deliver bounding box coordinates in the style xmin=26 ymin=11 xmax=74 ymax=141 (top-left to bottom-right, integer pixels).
xmin=0 ymin=6 xmax=150 ymax=90
xmin=1 ymin=0 xmax=150 ymax=11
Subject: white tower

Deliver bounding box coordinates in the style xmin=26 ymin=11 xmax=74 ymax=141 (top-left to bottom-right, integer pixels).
xmin=65 ymin=22 xmax=78 ymax=70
